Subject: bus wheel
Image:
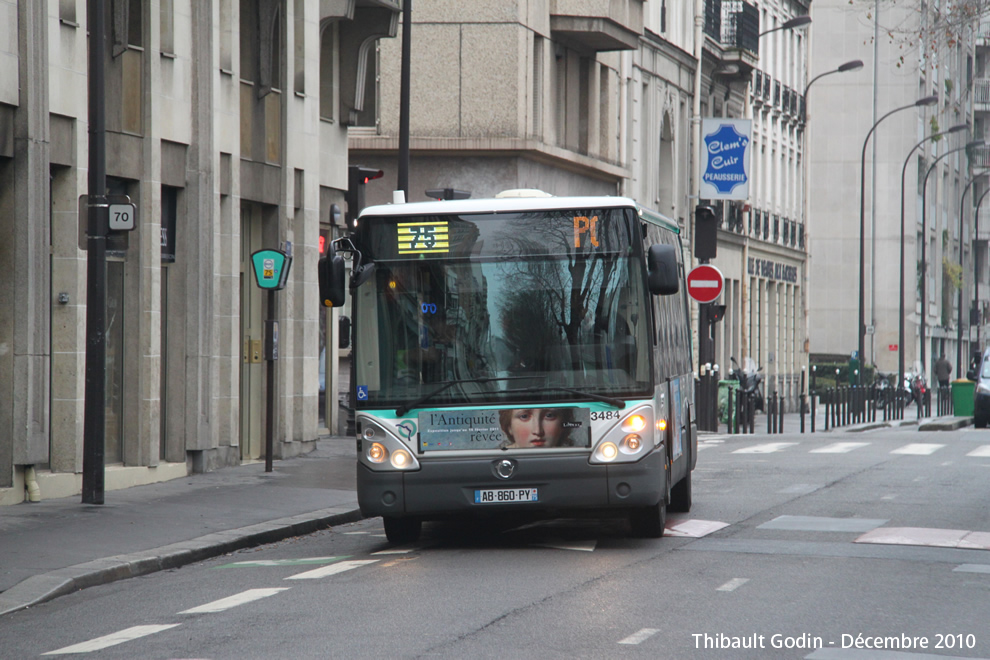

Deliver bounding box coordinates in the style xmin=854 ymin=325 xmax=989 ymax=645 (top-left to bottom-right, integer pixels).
xmin=629 ymin=501 xmax=666 ymax=538
xmin=668 ymin=471 xmax=692 ymax=513
xmin=383 ymin=516 xmax=422 ymax=544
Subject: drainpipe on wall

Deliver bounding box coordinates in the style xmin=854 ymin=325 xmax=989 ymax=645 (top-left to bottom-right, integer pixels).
xmin=24 ymin=466 xmax=40 ymax=503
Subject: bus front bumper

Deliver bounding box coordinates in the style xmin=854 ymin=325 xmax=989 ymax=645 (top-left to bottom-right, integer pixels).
xmin=357 ymin=450 xmax=666 ymax=519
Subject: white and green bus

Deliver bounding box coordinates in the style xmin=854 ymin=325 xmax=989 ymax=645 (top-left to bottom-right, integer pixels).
xmin=320 ymin=192 xmax=696 ymax=543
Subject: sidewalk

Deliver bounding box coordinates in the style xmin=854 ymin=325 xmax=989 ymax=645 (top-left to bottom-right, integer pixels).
xmin=0 ymin=437 xmax=362 ymax=617
xmin=1 ymin=410 xmax=973 ymax=618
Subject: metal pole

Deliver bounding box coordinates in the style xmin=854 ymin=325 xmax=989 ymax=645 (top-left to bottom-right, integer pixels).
xmin=396 ymin=0 xmax=412 ymax=196
xmin=265 ymin=290 xmax=276 ymax=473
xmin=858 ymin=98 xmax=938 ymax=385
xmin=959 ymin=177 xmax=981 ymax=372
xmin=975 ymin=188 xmax=989 ymax=353
xmin=82 ymin=0 xmax=108 ymax=505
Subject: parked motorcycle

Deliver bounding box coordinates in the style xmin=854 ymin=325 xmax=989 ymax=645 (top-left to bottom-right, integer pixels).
xmin=872 ymin=372 xmax=893 ymax=409
xmin=730 ymin=356 xmax=765 ymax=412
xmin=901 ymin=367 xmax=928 ymax=406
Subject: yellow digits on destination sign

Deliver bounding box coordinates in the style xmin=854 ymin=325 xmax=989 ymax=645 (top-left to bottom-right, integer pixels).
xmin=397 ymin=221 xmax=450 ymax=254
xmin=573 ymin=216 xmax=599 ymax=249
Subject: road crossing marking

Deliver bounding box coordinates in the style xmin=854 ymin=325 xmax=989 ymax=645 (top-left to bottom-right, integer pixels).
xmin=810 ymin=442 xmax=869 ymax=454
xmin=891 ymin=443 xmax=944 ymax=455
xmin=856 ymin=527 xmax=990 ymax=550
xmin=43 ymin=625 xmax=180 ymax=655
xmin=967 ymin=445 xmax=990 ymax=457
xmin=758 ymin=516 xmax=887 ymax=533
xmin=716 ymin=578 xmax=749 ymax=592
xmin=618 ymin=628 xmax=660 ymax=645
xmin=179 ymin=588 xmax=289 ymax=614
xmin=284 ymin=559 xmax=379 ymax=580
xmin=216 ymin=557 xmax=345 ymax=568
xmin=666 ymin=519 xmax=730 ymax=538
xmin=532 ymin=539 xmax=598 ymax=552
xmin=733 ymin=442 xmax=798 ymax=454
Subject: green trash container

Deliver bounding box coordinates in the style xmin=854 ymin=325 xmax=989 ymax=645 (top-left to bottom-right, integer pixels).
xmin=718 ymin=380 xmax=740 ymax=427
xmin=951 ymin=379 xmax=975 ymax=417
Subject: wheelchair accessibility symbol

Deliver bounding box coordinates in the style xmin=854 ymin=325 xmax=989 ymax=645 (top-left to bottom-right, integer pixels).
xmin=356 ymin=386 xmax=368 ymax=401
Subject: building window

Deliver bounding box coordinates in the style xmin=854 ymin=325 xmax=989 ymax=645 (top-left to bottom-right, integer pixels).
xmin=319 ymin=21 xmax=336 ymax=121
xmin=161 ymin=0 xmax=175 ymax=56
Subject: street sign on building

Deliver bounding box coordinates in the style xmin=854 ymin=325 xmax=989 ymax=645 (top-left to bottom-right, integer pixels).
xmin=701 ymin=118 xmax=752 ymax=201
xmin=687 ymin=264 xmax=724 ymax=303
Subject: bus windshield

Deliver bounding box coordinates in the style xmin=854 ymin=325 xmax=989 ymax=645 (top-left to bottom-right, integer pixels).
xmin=351 ymin=208 xmax=653 ymax=409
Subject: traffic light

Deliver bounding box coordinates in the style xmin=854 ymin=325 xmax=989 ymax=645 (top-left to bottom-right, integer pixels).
xmin=345 ymin=165 xmax=384 ymax=227
xmin=694 ymin=205 xmax=717 ymax=260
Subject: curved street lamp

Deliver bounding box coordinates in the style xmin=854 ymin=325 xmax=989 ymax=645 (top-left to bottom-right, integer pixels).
xmin=975 ymin=187 xmax=990 ymax=352
xmin=858 ymin=94 xmax=939 ymax=384
xmin=958 ymin=173 xmax=989 ymax=372
xmin=803 ymin=59 xmax=864 ymax=100
xmin=760 ymin=15 xmax=812 ymax=37
xmin=919 ymin=139 xmax=985 ymax=373
xmin=898 ymin=124 xmax=969 ymax=389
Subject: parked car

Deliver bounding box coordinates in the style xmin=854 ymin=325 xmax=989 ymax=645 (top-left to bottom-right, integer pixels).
xmin=973 ymin=349 xmax=990 ymax=428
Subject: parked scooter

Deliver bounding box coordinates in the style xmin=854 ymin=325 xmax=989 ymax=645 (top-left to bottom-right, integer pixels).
xmin=730 ymin=356 xmax=765 ymax=412
xmin=872 ymin=372 xmax=893 ymax=409
xmin=901 ymin=366 xmax=928 ymax=406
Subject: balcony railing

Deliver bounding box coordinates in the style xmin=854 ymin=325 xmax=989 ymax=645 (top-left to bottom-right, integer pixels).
xmin=975 ymin=78 xmax=990 ymax=113
xmin=703 ymin=0 xmax=722 ymax=42
xmin=721 ymin=1 xmax=759 ymax=53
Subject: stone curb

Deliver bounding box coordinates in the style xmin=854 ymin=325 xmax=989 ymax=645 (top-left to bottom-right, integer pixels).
xmin=0 ymin=506 xmax=364 ymax=617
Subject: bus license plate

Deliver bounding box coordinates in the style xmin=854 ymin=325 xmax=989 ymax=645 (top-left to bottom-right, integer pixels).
xmin=474 ymin=488 xmax=539 ymax=504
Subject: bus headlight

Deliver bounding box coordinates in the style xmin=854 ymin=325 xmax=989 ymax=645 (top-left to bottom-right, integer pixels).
xmin=595 ymin=441 xmax=619 ymax=462
xmin=357 ymin=416 xmax=420 ymax=472
xmin=589 ymin=405 xmax=655 ymax=464
xmin=390 ymin=449 xmax=412 ymax=468
xmin=368 ymin=442 xmax=387 ymax=463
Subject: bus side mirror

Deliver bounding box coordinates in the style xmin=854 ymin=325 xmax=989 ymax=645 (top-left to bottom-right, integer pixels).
xmin=319 ymin=255 xmax=346 ymax=307
xmin=647 ymin=244 xmax=679 ymax=296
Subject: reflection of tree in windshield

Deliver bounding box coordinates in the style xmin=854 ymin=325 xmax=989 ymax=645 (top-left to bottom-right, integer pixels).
xmin=499 ymin=286 xmax=560 ymax=372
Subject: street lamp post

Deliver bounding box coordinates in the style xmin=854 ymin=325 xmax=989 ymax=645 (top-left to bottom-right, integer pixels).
xmin=899 ymin=124 xmax=969 ymax=390
xmin=958 ymin=174 xmax=987 ymax=372
xmin=920 ymin=140 xmax=985 ymax=374
xmin=976 ymin=187 xmax=990 ymax=353
xmin=858 ymin=95 xmax=939 ymax=385
xmin=760 ymin=15 xmax=812 ymax=38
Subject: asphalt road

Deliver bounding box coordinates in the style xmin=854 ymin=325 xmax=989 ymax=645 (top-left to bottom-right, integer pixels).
xmin=4 ymin=425 xmax=990 ymax=659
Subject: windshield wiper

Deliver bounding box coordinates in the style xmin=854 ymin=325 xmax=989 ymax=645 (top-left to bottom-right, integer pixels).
xmin=394 ymin=376 xmax=532 ymax=417
xmin=502 ymin=386 xmax=625 ymax=409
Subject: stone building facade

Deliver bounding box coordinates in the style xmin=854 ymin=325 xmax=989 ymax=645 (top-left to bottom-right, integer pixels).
xmin=0 ymin=0 xmax=399 ymax=504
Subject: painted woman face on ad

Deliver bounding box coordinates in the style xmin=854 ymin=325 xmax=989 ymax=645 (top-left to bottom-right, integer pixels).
xmin=501 ymin=408 xmax=570 ymax=448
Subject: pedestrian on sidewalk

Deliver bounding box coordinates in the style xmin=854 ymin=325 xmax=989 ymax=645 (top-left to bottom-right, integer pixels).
xmin=935 ymin=354 xmax=952 ymax=388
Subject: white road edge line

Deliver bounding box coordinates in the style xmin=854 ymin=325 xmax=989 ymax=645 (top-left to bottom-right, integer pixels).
xmin=618 ymin=628 xmax=660 ymax=645
xmin=179 ymin=588 xmax=290 ymax=614
xmin=285 ymin=559 xmax=379 ymax=580
xmin=716 ymin=577 xmax=750 ymax=592
xmin=43 ymin=625 xmax=181 ymax=655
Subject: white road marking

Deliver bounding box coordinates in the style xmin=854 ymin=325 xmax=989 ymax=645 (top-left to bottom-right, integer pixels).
xmin=953 ymin=564 xmax=990 ymax=574
xmin=716 ymin=578 xmax=749 ymax=592
xmin=666 ymin=519 xmax=730 ymax=538
xmin=221 ymin=557 xmax=340 ymax=567
xmin=758 ymin=516 xmax=887 ymax=533
xmin=778 ymin=484 xmax=820 ymax=495
xmin=285 ymin=559 xmax=379 ymax=580
xmin=891 ymin=443 xmax=944 ymax=455
xmin=856 ymin=527 xmax=990 ymax=550
xmin=179 ymin=588 xmax=289 ymax=614
xmin=733 ymin=442 xmax=798 ymax=454
xmin=532 ymin=539 xmax=598 ymax=552
xmin=44 ymin=625 xmax=180 ymax=655
xmin=810 ymin=442 xmax=869 ymax=454
xmin=967 ymin=445 xmax=990 ymax=457
xmin=618 ymin=628 xmax=660 ymax=645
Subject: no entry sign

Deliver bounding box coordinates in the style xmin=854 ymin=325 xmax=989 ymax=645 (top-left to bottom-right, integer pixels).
xmin=687 ymin=264 xmax=724 ymax=303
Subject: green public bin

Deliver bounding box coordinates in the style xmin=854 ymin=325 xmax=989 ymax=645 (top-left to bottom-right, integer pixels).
xmin=718 ymin=380 xmax=740 ymax=426
xmin=951 ymin=379 xmax=975 ymax=417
